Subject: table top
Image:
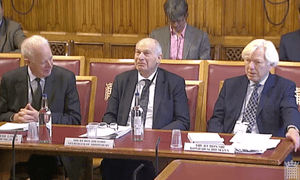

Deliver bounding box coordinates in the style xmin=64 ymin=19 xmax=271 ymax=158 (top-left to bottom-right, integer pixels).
xmin=155 ymin=160 xmax=285 ymax=180
xmin=0 ymin=124 xmax=294 ymax=165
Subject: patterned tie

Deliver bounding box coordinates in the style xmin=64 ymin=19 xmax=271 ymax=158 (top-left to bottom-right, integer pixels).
xmin=32 ymin=78 xmax=42 ymax=110
xmin=140 ymin=79 xmax=151 ymax=122
xmin=242 ymin=83 xmax=261 ymax=133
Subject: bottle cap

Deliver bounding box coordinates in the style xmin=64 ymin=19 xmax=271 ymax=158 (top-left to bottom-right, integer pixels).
xmin=42 ymin=94 xmax=47 ymax=98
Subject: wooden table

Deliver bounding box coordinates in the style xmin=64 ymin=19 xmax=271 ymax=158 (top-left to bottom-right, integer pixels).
xmin=155 ymin=159 xmax=285 ymax=180
xmin=0 ymin=124 xmax=294 ymax=179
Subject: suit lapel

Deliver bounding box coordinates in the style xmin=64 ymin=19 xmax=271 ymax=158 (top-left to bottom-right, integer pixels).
xmin=44 ymin=67 xmax=57 ymax=107
xmin=153 ymin=68 xmax=165 ymax=124
xmin=163 ymin=27 xmax=171 ymax=59
xmin=0 ymin=19 xmax=7 ymax=52
xmin=257 ymin=74 xmax=274 ymax=115
xmin=183 ymin=25 xmax=193 ymax=60
xmin=121 ymin=70 xmax=138 ymax=124
xmin=233 ymin=76 xmax=249 ymax=121
xmin=15 ymin=67 xmax=28 ymax=107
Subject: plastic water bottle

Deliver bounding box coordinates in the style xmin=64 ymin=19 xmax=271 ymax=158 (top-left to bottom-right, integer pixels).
xmin=131 ymin=92 xmax=144 ymax=141
xmin=38 ymin=94 xmax=52 ymax=143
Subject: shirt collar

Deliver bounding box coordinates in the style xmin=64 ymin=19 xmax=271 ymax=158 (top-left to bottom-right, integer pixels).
xmin=28 ymin=66 xmax=45 ymax=82
xmin=138 ymin=69 xmax=157 ymax=85
xmin=249 ymin=73 xmax=269 ymax=87
xmin=169 ymin=23 xmax=187 ymax=38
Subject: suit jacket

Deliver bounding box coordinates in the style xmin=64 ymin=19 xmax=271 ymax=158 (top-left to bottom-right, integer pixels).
xmin=207 ymin=74 xmax=300 ymax=137
xmin=150 ymin=24 xmax=211 ymax=60
xmin=0 ymin=65 xmax=81 ymax=124
xmin=103 ymin=68 xmax=190 ymax=130
xmin=279 ymin=30 xmax=300 ymax=62
xmin=0 ymin=18 xmax=26 ymax=53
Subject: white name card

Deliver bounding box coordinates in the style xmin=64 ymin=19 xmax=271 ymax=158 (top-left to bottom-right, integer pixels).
xmin=0 ymin=134 xmax=22 ymax=144
xmin=64 ymin=138 xmax=114 ymax=148
xmin=184 ymin=143 xmax=235 ymax=154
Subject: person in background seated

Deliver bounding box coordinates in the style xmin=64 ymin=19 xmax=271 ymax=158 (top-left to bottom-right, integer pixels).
xmin=0 ymin=0 xmax=25 ymax=53
xmin=100 ymin=37 xmax=190 ymax=180
xmin=150 ymin=0 xmax=211 ymax=60
xmin=279 ymin=3 xmax=300 ymax=61
xmin=208 ymin=39 xmax=300 ymax=155
xmin=0 ymin=35 xmax=84 ymax=180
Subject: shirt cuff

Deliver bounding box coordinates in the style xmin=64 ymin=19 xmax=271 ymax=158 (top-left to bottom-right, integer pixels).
xmin=10 ymin=114 xmax=14 ymax=122
xmin=287 ymin=125 xmax=299 ymax=133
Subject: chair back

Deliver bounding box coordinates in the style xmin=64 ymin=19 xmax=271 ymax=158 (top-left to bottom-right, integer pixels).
xmin=160 ymin=60 xmax=203 ymax=80
xmin=185 ymin=81 xmax=204 ymax=131
xmin=202 ymin=60 xmax=245 ymax=131
xmin=0 ymin=53 xmax=23 ymax=77
xmin=53 ymin=56 xmax=85 ymax=76
xmin=87 ymin=58 xmax=135 ymax=121
xmin=76 ymin=76 xmax=97 ymax=125
xmin=275 ymin=62 xmax=300 ymax=111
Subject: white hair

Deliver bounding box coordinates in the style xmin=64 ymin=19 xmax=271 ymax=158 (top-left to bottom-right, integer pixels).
xmin=21 ymin=35 xmax=49 ymax=60
xmin=242 ymin=39 xmax=279 ymax=67
xmin=136 ymin=38 xmax=162 ymax=57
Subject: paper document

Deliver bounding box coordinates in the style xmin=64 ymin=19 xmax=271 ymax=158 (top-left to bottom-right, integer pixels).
xmin=0 ymin=123 xmax=29 ymax=131
xmin=188 ymin=133 xmax=224 ymax=145
xmin=230 ymin=132 xmax=276 ymax=154
xmin=80 ymin=125 xmax=131 ymax=139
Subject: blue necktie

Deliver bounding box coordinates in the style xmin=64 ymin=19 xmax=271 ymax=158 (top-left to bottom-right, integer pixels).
xmin=242 ymin=84 xmax=261 ymax=133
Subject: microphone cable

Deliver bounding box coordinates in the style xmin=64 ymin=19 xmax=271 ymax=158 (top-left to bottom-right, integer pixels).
xmin=12 ymin=130 xmax=17 ymax=180
xmin=133 ymin=163 xmax=144 ymax=180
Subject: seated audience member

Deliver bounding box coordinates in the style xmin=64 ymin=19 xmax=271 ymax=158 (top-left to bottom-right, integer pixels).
xmin=279 ymin=3 xmax=300 ymax=61
xmin=100 ymin=37 xmax=190 ymax=180
xmin=150 ymin=0 xmax=211 ymax=60
xmin=0 ymin=0 xmax=25 ymax=53
xmin=0 ymin=35 xmax=83 ymax=180
xmin=207 ymin=39 xmax=300 ymax=154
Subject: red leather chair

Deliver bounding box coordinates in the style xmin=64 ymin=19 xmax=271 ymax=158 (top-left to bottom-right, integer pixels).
xmin=0 ymin=53 xmax=23 ymax=77
xmin=87 ymin=58 xmax=135 ymax=122
xmin=160 ymin=60 xmax=203 ymax=80
xmin=202 ymin=60 xmax=245 ymax=131
xmin=185 ymin=81 xmax=204 ymax=131
xmin=275 ymin=62 xmax=300 ymax=111
xmin=53 ymin=56 xmax=85 ymax=76
xmin=76 ymin=76 xmax=97 ymax=125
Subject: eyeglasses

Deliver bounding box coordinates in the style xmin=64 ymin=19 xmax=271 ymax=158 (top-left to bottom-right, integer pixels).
xmin=99 ymin=122 xmax=118 ymax=131
xmin=168 ymin=17 xmax=186 ymax=24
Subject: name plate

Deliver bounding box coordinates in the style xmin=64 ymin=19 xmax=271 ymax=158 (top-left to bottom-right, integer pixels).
xmin=64 ymin=138 xmax=114 ymax=148
xmin=0 ymin=134 xmax=22 ymax=144
xmin=184 ymin=143 xmax=235 ymax=154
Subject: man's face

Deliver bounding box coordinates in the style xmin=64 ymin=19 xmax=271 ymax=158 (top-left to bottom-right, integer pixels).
xmin=168 ymin=15 xmax=186 ymax=34
xmin=27 ymin=43 xmax=53 ymax=78
xmin=244 ymin=47 xmax=272 ymax=83
xmin=134 ymin=39 xmax=161 ymax=78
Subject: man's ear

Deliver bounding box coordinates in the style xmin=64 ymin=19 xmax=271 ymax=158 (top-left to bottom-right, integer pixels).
xmin=157 ymin=53 xmax=162 ymax=63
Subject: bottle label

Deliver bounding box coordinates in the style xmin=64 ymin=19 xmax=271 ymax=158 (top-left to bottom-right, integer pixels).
xmin=134 ymin=116 xmax=143 ymax=136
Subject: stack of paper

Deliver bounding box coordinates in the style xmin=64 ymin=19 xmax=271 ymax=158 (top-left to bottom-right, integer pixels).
xmin=80 ymin=125 xmax=131 ymax=139
xmin=0 ymin=123 xmax=29 ymax=131
xmin=230 ymin=132 xmax=280 ymax=154
xmin=188 ymin=133 xmax=224 ymax=145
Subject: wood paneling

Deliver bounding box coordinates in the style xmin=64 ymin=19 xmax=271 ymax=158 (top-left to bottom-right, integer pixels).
xmin=3 ymin=0 xmax=300 ymax=59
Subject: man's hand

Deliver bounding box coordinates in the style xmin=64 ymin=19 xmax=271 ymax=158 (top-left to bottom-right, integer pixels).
xmin=13 ymin=103 xmax=39 ymax=123
xmin=286 ymin=128 xmax=300 ymax=152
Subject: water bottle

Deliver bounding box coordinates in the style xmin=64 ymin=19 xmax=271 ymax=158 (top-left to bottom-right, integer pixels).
xmin=131 ymin=92 xmax=144 ymax=141
xmin=38 ymin=94 xmax=52 ymax=143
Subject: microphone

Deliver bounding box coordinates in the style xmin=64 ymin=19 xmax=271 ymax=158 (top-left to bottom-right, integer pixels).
xmin=133 ymin=163 xmax=144 ymax=180
xmin=155 ymin=137 xmax=161 ymax=176
xmin=12 ymin=130 xmax=17 ymax=180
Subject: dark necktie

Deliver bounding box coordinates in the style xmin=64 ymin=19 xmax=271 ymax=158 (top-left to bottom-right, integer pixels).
xmin=140 ymin=79 xmax=151 ymax=122
xmin=32 ymin=78 xmax=42 ymax=110
xmin=242 ymin=84 xmax=261 ymax=133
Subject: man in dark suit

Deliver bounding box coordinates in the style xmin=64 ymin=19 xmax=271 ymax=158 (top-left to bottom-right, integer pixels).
xmin=0 ymin=0 xmax=25 ymax=53
xmin=0 ymin=35 xmax=83 ymax=179
xmin=279 ymin=3 xmax=300 ymax=61
xmin=150 ymin=0 xmax=211 ymax=60
xmin=100 ymin=37 xmax=190 ymax=180
xmin=208 ymin=39 xmax=300 ymax=152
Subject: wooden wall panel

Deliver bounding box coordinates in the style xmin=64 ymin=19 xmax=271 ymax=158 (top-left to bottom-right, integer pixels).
xmin=2 ymin=0 xmax=300 ymax=59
